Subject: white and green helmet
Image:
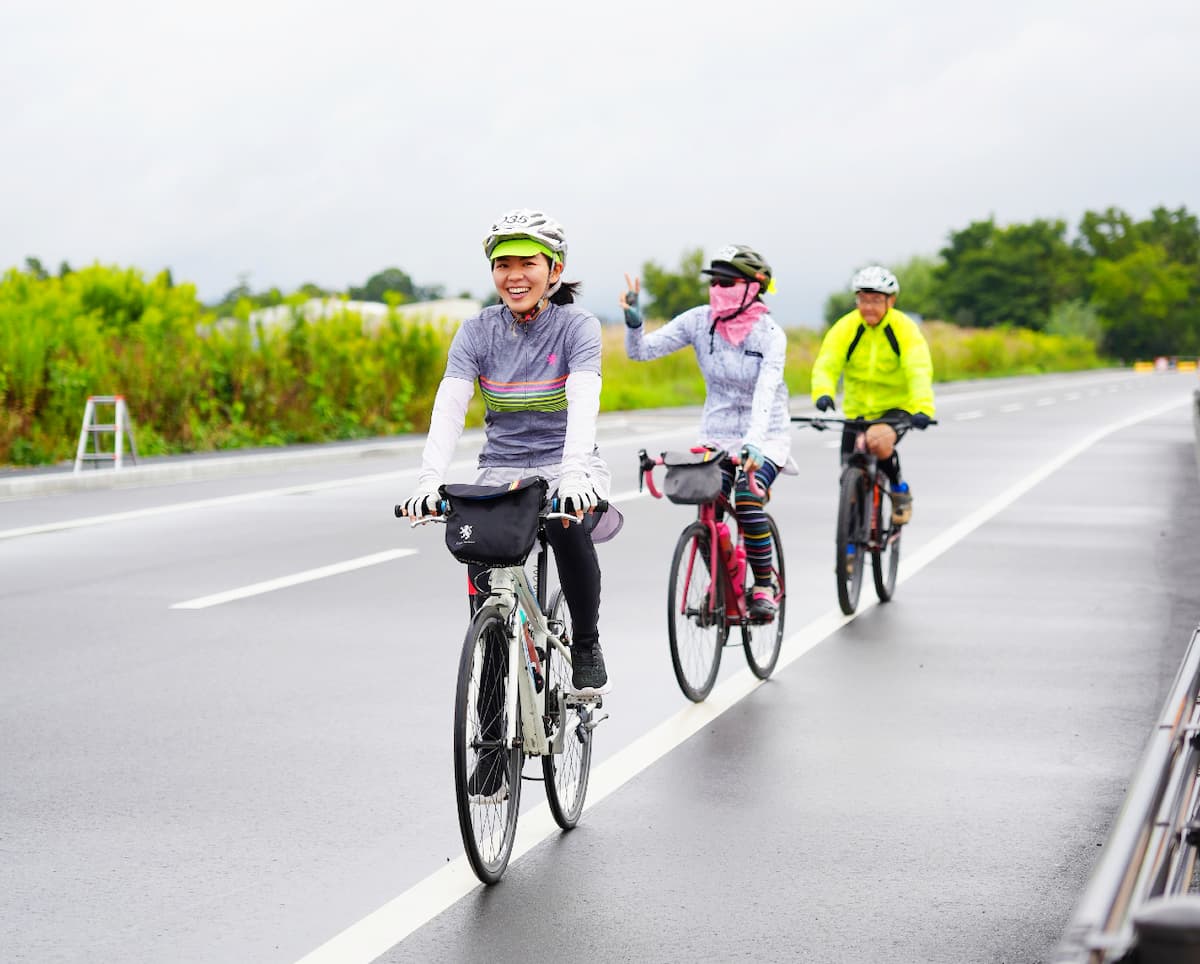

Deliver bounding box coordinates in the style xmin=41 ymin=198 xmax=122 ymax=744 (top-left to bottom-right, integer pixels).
xmin=851 ymin=265 xmax=900 ymax=295
xmin=483 ymin=209 xmax=568 ymax=264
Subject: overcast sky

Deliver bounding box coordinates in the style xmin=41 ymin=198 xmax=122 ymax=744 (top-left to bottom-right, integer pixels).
xmin=3 ymin=0 xmax=1197 ymax=326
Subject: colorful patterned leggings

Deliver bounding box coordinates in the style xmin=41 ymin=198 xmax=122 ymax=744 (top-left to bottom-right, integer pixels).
xmin=720 ymin=458 xmax=779 ymax=588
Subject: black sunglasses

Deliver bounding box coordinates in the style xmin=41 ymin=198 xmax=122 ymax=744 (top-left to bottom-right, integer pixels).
xmin=709 ymin=277 xmax=743 ymax=288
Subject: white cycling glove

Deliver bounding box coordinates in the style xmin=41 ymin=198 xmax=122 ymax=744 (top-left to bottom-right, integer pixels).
xmin=557 ymin=473 xmax=600 ymax=518
xmin=401 ymin=486 xmax=440 ymax=519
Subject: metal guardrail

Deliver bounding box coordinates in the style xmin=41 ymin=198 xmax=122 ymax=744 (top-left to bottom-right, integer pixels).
xmin=1055 ymin=625 xmax=1200 ymax=963
xmin=1193 ymin=390 xmax=1200 ymax=483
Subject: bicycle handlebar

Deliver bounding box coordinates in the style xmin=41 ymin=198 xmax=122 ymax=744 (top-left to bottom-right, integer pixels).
xmin=636 ymin=447 xmax=765 ymax=499
xmin=393 ymin=498 xmax=609 ymax=524
xmin=791 ymin=414 xmax=939 ymax=431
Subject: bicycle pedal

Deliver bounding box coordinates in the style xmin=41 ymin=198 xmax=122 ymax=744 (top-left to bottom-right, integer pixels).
xmin=567 ymin=693 xmax=604 ymax=708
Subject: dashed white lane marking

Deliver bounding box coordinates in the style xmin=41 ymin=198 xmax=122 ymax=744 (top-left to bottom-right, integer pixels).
xmin=1036 ymin=397 xmax=1056 ymax=407
xmin=170 ymin=490 xmax=652 ymax=609
xmin=1066 ymin=391 xmax=1082 ymax=400
xmin=292 ymin=393 xmax=1192 ymax=964
xmin=170 ymin=550 xmax=418 ymax=609
xmin=955 ymin=410 xmax=985 ymax=421
xmin=1000 ymin=403 xmax=1023 ymax=413
xmin=0 ymin=468 xmax=426 ymax=542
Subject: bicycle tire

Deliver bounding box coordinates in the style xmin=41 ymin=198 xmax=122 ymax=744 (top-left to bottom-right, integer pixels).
xmin=741 ymin=513 xmax=786 ymax=679
xmin=542 ymin=589 xmax=592 ymax=830
xmin=872 ymin=486 xmax=901 ymax=603
xmin=453 ymin=603 xmax=522 ymax=884
xmin=667 ymin=521 xmax=726 ymax=702
xmin=835 ymin=469 xmax=867 ymax=615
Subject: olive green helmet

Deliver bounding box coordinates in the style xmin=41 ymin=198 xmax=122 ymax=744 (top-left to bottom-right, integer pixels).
xmin=701 ymin=244 xmax=776 ymax=293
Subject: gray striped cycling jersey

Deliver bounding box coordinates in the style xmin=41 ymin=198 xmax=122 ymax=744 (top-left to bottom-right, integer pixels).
xmin=626 ymin=305 xmax=792 ymax=466
xmin=445 ymin=302 xmax=602 ymax=467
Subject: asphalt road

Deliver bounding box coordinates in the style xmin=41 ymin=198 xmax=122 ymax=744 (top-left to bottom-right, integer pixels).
xmin=3 ymin=370 xmax=1199 ymax=964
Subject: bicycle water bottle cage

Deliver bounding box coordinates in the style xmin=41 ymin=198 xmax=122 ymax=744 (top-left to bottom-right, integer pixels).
xmin=661 ymin=449 xmax=727 ymax=505
xmin=439 ymin=478 xmax=549 ymax=567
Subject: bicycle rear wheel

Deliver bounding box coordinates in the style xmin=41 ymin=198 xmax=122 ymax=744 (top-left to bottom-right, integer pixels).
xmin=542 ymin=589 xmax=592 ymax=830
xmin=667 ymin=521 xmax=726 ymax=702
xmin=453 ymin=604 xmax=522 ymax=884
xmin=872 ymin=486 xmax=901 ymax=603
xmin=835 ymin=470 xmax=867 ymax=615
xmin=741 ymin=513 xmax=785 ymax=679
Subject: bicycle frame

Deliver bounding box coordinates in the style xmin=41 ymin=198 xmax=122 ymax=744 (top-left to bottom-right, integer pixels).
xmin=402 ymin=505 xmax=599 ymax=759
xmin=842 ymin=432 xmax=896 ymax=554
xmin=639 ymin=448 xmax=763 ymax=627
xmin=476 ymin=561 xmax=575 ymax=758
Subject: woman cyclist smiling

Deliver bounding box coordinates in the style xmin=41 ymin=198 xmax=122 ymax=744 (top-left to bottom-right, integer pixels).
xmin=401 ymin=208 xmax=613 ymax=695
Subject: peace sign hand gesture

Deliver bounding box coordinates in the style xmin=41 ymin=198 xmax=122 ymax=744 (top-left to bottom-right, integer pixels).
xmin=619 ymin=273 xmax=642 ymax=329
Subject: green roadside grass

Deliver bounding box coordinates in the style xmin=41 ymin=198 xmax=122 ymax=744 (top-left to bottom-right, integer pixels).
xmin=0 ymin=263 xmax=1106 ymax=467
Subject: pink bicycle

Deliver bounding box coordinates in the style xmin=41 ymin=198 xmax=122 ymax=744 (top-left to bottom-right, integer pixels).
xmin=638 ymin=448 xmax=786 ymax=701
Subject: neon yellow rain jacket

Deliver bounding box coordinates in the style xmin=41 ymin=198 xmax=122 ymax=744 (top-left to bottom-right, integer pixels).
xmin=810 ymin=308 xmax=936 ymax=418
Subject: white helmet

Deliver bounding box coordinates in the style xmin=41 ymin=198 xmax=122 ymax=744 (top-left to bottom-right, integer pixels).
xmin=482 ymin=209 xmax=568 ymax=264
xmin=851 ymin=265 xmax=899 ymax=296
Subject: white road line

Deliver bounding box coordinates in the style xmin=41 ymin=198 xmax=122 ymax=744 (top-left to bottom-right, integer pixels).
xmin=1035 ymin=397 xmax=1056 ymax=407
xmin=293 ymin=393 xmax=1193 ymax=964
xmin=170 ymin=550 xmax=418 ymax=609
xmin=2 ymin=427 xmax=698 ymax=543
xmin=0 ymin=468 xmax=425 ymax=542
xmin=1066 ymin=391 xmax=1082 ymax=400
xmin=999 ymin=403 xmax=1023 ymax=413
xmin=955 ymin=410 xmax=985 ymax=421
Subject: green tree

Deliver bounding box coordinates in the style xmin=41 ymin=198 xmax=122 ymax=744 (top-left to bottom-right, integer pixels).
xmin=642 ymin=248 xmax=707 ymax=320
xmin=1140 ymin=205 xmax=1200 ymax=266
xmin=934 ymin=218 xmax=1086 ymax=329
xmin=1089 ymin=242 xmax=1197 ymax=358
xmin=350 ymin=267 xmax=416 ymax=304
xmin=1045 ymin=299 xmax=1104 ymax=342
xmin=891 ymin=255 xmax=942 ymax=319
xmin=1075 ymin=207 xmax=1138 ymax=261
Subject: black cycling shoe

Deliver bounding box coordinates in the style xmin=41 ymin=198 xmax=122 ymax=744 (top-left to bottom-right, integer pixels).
xmin=570 ymin=643 xmax=609 ymax=694
xmin=467 ymin=748 xmax=507 ymax=801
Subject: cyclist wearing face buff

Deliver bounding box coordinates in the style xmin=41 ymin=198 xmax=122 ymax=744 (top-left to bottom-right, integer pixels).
xmin=401 ymin=208 xmax=615 ymax=696
xmin=620 ymin=245 xmax=791 ymax=620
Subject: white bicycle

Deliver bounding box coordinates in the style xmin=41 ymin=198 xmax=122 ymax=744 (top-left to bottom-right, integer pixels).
xmin=397 ymin=478 xmax=605 ymax=884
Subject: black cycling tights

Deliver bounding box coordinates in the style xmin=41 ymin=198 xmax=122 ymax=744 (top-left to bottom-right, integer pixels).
xmin=467 ymin=521 xmax=601 ymax=650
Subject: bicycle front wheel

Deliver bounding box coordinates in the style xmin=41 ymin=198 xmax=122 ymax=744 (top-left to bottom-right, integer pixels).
xmin=742 ymin=513 xmax=785 ymax=679
xmin=872 ymin=487 xmax=901 ymax=603
xmin=542 ymin=589 xmax=592 ymax=830
xmin=667 ymin=521 xmax=726 ymax=702
xmin=453 ymin=604 xmax=522 ymax=884
xmin=835 ymin=470 xmax=867 ymax=615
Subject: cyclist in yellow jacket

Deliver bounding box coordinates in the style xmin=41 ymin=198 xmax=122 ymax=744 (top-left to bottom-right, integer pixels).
xmin=810 ymin=265 xmax=935 ymax=525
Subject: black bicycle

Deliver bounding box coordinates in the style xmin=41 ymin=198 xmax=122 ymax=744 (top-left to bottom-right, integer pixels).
xmin=792 ymin=414 xmax=935 ymax=615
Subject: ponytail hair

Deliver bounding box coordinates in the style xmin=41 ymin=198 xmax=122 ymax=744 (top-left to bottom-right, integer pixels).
xmin=550 ymin=280 xmax=582 ymax=305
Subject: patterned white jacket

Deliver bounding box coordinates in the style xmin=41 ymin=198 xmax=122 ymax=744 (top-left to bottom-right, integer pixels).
xmin=625 ymin=305 xmax=792 ymax=467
